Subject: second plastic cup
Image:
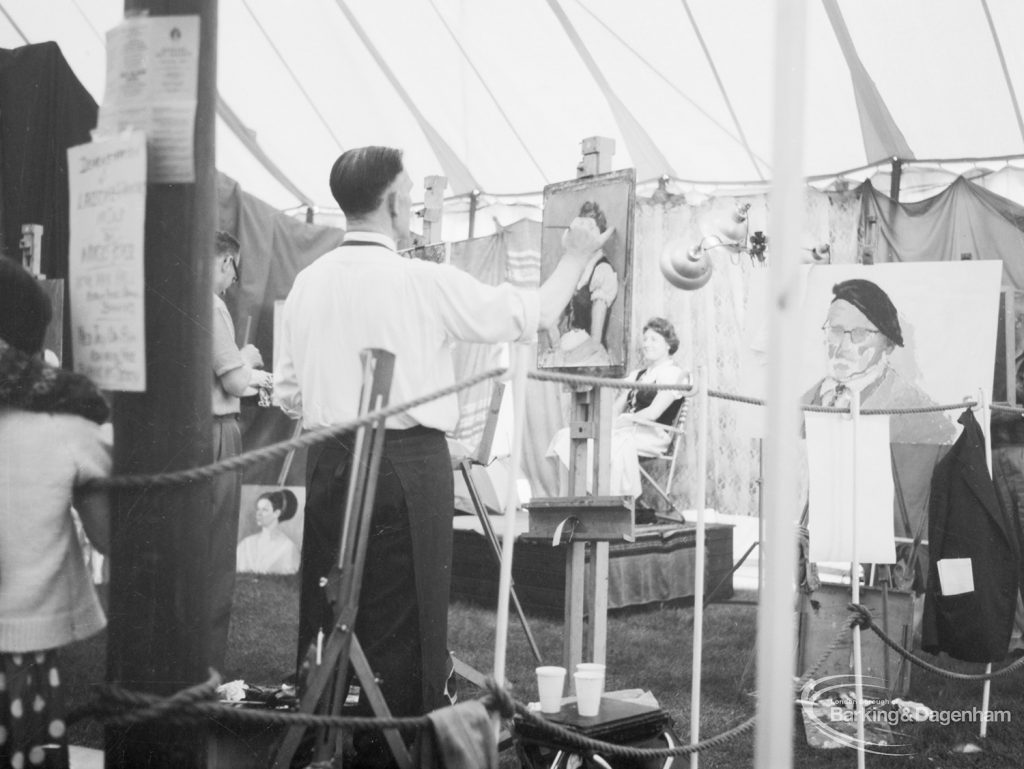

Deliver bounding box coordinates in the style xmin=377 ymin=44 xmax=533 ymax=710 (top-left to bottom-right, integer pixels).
xmin=536 ymin=666 xmax=567 ymax=714
xmin=574 ymin=670 xmax=604 ymax=717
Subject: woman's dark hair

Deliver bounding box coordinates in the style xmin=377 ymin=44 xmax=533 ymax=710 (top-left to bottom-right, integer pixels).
xmin=258 ymin=488 xmax=299 ymax=523
xmin=643 ymin=316 xmax=679 ymax=355
xmin=0 ymin=256 xmax=52 ymax=354
xmin=329 ymin=146 xmax=405 ymax=218
xmin=578 ymin=200 xmax=608 ymax=233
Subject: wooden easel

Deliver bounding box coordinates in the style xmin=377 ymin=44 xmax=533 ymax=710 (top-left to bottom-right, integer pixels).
xmin=526 ymin=138 xmax=632 ymax=676
xmin=271 ymin=349 xmax=411 ymax=769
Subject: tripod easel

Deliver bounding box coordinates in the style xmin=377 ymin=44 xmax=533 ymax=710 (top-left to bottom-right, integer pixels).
xmin=271 ymin=348 xmax=411 ymax=769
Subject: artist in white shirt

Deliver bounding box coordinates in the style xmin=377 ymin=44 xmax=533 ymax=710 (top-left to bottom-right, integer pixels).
xmin=275 ymin=145 xmax=603 ymax=766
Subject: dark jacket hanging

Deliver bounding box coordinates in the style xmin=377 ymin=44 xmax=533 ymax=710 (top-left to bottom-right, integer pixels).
xmin=922 ymin=408 xmax=1024 ymax=662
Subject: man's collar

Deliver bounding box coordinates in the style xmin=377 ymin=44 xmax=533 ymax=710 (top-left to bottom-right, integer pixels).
xmin=819 ymin=362 xmax=888 ymax=401
xmin=344 ymin=230 xmax=397 ymax=251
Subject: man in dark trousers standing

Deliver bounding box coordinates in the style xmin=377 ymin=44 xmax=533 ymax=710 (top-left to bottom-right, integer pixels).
xmin=209 ymin=231 xmax=271 ymax=673
xmin=275 ymin=146 xmax=603 ymax=766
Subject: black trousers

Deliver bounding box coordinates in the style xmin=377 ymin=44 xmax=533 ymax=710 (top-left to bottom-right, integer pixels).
xmin=297 ymin=426 xmax=454 ymax=723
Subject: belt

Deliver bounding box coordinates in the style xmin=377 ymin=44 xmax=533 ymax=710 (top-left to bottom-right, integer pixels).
xmin=213 ymin=413 xmax=239 ymax=420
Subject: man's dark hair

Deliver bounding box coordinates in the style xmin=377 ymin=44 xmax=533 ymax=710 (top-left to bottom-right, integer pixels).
xmin=215 ymin=230 xmax=240 ymax=259
xmin=329 ymin=146 xmax=405 ymax=218
xmin=578 ymin=200 xmax=608 ymax=233
xmin=0 ymin=256 xmax=52 ymax=354
xmin=643 ymin=316 xmax=680 ymax=355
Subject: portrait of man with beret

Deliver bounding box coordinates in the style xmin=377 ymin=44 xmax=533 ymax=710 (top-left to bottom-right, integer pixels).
xmin=802 ymin=277 xmax=956 ymax=444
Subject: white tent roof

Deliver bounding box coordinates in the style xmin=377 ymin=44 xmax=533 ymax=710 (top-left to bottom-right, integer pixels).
xmin=2 ymin=0 xmax=1023 ymax=222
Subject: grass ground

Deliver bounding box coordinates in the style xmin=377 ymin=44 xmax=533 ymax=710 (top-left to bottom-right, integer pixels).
xmin=62 ymin=575 xmax=1024 ymax=767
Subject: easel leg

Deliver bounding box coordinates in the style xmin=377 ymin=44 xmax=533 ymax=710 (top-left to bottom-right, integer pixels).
xmin=459 ymin=459 xmax=543 ymax=662
xmin=564 ymin=542 xmax=586 ymax=674
xmin=587 ymin=542 xmax=609 ymax=665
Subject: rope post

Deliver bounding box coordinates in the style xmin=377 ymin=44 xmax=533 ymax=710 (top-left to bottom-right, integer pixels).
xmin=850 ymin=391 xmax=866 ymax=769
xmin=978 ymin=387 xmax=994 ymax=740
xmin=494 ymin=343 xmax=531 ymax=740
xmin=106 ymin=2 xmax=218 ymax=768
xmin=690 ymin=368 xmax=708 ymax=769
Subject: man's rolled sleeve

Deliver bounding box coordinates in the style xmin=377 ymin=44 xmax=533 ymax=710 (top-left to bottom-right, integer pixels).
xmin=434 ymin=265 xmax=540 ymax=344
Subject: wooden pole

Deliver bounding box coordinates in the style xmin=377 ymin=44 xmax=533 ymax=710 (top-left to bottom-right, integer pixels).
xmin=422 ymin=174 xmax=446 ymax=244
xmin=889 ymin=158 xmax=903 ymax=202
xmin=755 ymin=1 xmax=807 ymax=767
xmin=467 ymin=189 xmax=479 ymax=240
xmin=106 ymin=2 xmax=218 ymax=767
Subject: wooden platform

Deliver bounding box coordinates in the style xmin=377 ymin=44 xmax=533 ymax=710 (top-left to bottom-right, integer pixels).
xmin=451 ymin=519 xmax=734 ymax=615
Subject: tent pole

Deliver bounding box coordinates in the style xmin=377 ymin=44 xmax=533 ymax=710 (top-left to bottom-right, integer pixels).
xmin=755 ymin=1 xmax=807 ymax=767
xmin=106 ymin=1 xmax=219 ymax=768
xmin=889 ymin=158 xmax=902 ymax=202
xmin=468 ymin=189 xmax=479 ymax=240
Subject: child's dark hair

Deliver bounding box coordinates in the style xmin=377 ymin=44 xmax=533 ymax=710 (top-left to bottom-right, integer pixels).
xmin=0 ymin=256 xmax=51 ymax=354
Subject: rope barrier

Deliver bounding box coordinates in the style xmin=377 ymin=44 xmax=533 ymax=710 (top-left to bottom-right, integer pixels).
xmin=85 ymin=365 xmax=1006 ymax=492
xmin=68 ymin=623 xmax=866 ymax=762
xmin=847 ymin=602 xmax=1024 ymax=681
xmin=72 ymin=604 xmax=1017 ymax=760
xmin=88 ymin=367 xmax=505 ymax=490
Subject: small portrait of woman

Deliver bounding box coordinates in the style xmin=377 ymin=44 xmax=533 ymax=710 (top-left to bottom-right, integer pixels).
xmin=537 ymin=169 xmax=635 ymax=373
xmin=236 ymin=488 xmax=300 ymax=575
xmin=541 ymin=200 xmax=618 ymax=367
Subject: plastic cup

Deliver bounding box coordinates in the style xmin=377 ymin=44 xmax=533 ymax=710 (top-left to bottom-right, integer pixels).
xmin=574 ymin=662 xmax=606 ymax=698
xmin=535 ymin=666 xmax=567 ymax=714
xmin=574 ymin=670 xmax=604 ymax=717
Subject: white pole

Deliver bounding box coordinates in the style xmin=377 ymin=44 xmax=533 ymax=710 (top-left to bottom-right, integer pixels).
xmin=493 ymin=344 xmax=530 ymax=719
xmin=755 ymin=1 xmax=807 ymax=767
xmin=978 ymin=388 xmax=993 ymax=739
xmin=690 ymin=367 xmax=709 ymax=769
xmin=850 ymin=390 xmax=866 ymax=769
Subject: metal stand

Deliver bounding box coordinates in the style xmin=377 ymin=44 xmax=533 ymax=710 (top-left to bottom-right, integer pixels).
xmin=271 ymin=349 xmax=410 ymax=769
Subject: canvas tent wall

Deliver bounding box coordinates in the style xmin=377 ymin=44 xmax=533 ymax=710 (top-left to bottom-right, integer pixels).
xmin=0 ymin=0 xmax=1021 ymax=232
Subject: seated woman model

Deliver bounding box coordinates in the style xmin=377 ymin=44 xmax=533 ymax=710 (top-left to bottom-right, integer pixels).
xmin=236 ymin=489 xmax=300 ymax=575
xmin=548 ymin=316 xmax=688 ymax=504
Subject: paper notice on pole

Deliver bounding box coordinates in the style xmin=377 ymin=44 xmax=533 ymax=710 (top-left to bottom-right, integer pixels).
xmin=805 ymin=412 xmax=897 ymax=564
xmin=68 ymin=131 xmax=147 ymax=392
xmin=97 ymin=15 xmax=199 ymax=183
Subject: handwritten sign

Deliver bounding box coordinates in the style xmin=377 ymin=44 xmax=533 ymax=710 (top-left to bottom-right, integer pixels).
xmin=97 ymin=16 xmax=199 ymax=183
xmin=68 ymin=131 xmax=147 ymax=391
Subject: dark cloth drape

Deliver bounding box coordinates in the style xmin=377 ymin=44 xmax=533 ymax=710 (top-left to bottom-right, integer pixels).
xmin=0 ymin=43 xmax=99 ymax=365
xmin=861 ymin=176 xmax=1024 ymax=288
xmin=448 ymin=219 xmax=562 ymax=497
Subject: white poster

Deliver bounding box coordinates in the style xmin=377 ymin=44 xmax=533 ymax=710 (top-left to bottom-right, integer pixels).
xmin=68 ymin=131 xmax=147 ymax=391
xmin=97 ymin=15 xmax=199 ymax=183
xmin=806 ymin=411 xmax=896 ymax=564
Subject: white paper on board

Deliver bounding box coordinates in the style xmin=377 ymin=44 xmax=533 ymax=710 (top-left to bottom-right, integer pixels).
xmin=67 ymin=131 xmax=148 ymax=392
xmin=98 ymin=16 xmax=200 ymax=183
xmin=806 ymin=411 xmax=896 ymax=564
xmin=937 ymin=557 xmax=974 ymax=596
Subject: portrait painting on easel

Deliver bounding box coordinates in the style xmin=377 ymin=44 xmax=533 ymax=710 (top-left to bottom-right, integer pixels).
xmin=798 ymin=260 xmax=1003 ymax=444
xmin=537 ymin=169 xmax=635 ymax=374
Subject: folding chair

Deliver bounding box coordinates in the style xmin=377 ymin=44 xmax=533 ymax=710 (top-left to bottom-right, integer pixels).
xmin=634 ymin=394 xmax=690 ymax=522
